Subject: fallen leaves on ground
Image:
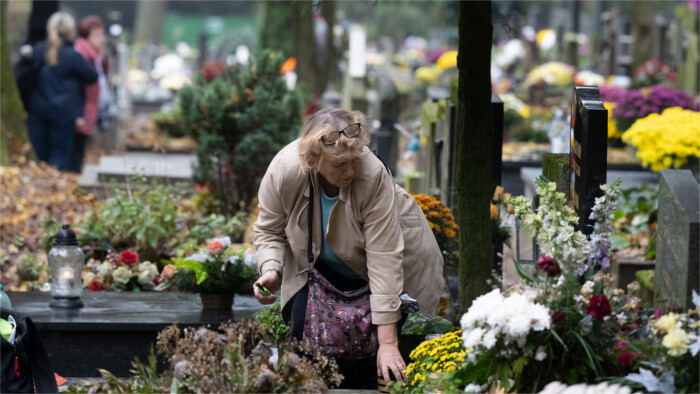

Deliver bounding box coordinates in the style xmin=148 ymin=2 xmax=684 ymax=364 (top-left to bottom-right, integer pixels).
xmin=0 ymin=161 xmax=96 ymax=290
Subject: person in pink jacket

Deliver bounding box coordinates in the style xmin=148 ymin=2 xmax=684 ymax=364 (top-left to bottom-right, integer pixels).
xmin=71 ymin=15 xmax=108 ymax=173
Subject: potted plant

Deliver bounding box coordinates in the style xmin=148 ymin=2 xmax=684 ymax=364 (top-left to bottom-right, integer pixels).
xmin=166 ymin=237 xmax=257 ymax=310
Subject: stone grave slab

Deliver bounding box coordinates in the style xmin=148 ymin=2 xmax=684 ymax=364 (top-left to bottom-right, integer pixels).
xmin=8 ymin=291 xmax=263 ymax=377
xmin=655 ymin=170 xmax=700 ymax=310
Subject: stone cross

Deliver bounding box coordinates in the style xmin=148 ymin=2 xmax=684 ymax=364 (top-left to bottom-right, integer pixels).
xmin=655 ymin=170 xmax=699 ymax=310
xmin=570 ymin=86 xmax=608 ymax=235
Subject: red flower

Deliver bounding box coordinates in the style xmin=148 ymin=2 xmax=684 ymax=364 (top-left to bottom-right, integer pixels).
xmin=615 ymin=341 xmax=630 ymax=352
xmin=549 ymin=309 xmax=567 ymax=325
xmin=617 ymin=352 xmax=635 ymax=367
xmin=196 ymin=183 xmax=214 ymax=193
xmin=119 ymin=251 xmax=139 ymax=265
xmin=153 ymin=275 xmax=162 ymax=286
xmin=207 ymin=241 xmax=225 ymax=255
xmin=89 ymin=281 xmax=103 ymax=291
xmin=587 ymin=294 xmax=611 ymax=320
xmin=536 ymin=255 xmax=562 ymax=277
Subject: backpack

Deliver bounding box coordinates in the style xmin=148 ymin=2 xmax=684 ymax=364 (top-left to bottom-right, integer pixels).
xmin=14 ymin=47 xmax=42 ymax=112
xmin=0 ymin=309 xmax=58 ymax=394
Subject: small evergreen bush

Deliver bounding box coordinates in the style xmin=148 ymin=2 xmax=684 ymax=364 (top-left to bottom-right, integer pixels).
xmin=178 ymin=50 xmax=303 ymax=216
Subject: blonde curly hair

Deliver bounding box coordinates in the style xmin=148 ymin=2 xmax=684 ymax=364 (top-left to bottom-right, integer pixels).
xmin=298 ymin=107 xmax=370 ymax=173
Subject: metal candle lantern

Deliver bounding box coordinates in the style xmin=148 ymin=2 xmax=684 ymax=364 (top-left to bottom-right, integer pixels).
xmin=48 ymin=224 xmax=85 ymax=309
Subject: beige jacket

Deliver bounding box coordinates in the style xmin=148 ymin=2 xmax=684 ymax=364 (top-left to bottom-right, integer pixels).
xmin=253 ymin=140 xmax=443 ymax=325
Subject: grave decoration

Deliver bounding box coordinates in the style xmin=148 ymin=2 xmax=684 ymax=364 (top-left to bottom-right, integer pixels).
xmin=622 ymin=107 xmax=700 ymax=172
xmin=48 ymin=224 xmax=85 ymax=309
xmin=166 ymin=238 xmax=257 ymax=309
xmin=67 ymin=320 xmax=343 ymax=393
xmin=412 ymin=194 xmax=459 ymax=265
xmin=599 ymin=85 xmax=696 ymax=133
xmin=82 ymin=250 xmax=161 ymax=292
xmin=393 ymin=179 xmax=698 ymax=393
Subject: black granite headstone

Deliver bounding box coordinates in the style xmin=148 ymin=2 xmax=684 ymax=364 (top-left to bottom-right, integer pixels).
xmin=654 ymin=170 xmax=700 ymax=310
xmin=570 ymin=86 xmax=608 ymax=235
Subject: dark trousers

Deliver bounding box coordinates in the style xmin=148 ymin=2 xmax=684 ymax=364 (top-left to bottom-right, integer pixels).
xmin=27 ymin=113 xmax=75 ymax=172
xmin=290 ymin=261 xmax=407 ymax=390
xmin=69 ymin=132 xmax=88 ymax=173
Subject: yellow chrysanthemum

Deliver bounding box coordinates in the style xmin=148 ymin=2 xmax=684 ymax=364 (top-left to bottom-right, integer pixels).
xmin=604 ymin=102 xmax=622 ymax=139
xmin=622 ymin=107 xmax=700 ymax=171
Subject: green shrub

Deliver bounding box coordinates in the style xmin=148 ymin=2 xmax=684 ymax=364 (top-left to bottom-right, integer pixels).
xmin=178 ymin=50 xmax=303 ymax=216
xmin=77 ymin=176 xmax=188 ymax=259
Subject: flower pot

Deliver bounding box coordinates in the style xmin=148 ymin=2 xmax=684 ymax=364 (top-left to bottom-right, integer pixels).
xmin=199 ymin=293 xmax=234 ymax=310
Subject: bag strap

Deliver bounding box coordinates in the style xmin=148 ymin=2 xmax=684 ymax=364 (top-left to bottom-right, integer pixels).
xmin=24 ymin=316 xmax=58 ymax=393
xmin=1 ymin=309 xmax=58 ymax=393
xmin=307 ymin=174 xmax=314 ymax=266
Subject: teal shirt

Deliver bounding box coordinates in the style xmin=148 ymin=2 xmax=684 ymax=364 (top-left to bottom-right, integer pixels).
xmin=319 ymin=187 xmax=362 ymax=279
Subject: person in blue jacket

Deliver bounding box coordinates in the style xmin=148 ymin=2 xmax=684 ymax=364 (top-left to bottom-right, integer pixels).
xmin=27 ymin=12 xmax=97 ymax=172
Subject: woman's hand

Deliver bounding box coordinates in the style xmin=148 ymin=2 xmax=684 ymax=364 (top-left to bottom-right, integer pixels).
xmin=253 ymin=270 xmax=280 ymax=305
xmin=377 ymin=323 xmax=406 ymax=382
xmin=75 ymin=117 xmax=85 ymax=131
xmin=377 ymin=343 xmax=406 ymax=383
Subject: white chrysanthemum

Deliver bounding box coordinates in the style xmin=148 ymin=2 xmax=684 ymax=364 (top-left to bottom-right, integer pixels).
xmin=482 ymin=330 xmax=497 ymax=349
xmin=463 ymin=327 xmax=486 ymax=349
xmin=464 ymin=383 xmax=482 ymax=393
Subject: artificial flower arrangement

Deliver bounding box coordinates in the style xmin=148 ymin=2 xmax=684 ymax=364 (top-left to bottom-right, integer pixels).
xmin=622 ymin=107 xmax=700 ymax=171
xmin=614 ymin=296 xmax=700 ymax=393
xmin=412 ymin=194 xmax=459 ymax=265
xmin=632 ymin=58 xmax=677 ymax=88
xmin=397 ymin=178 xmax=699 ymax=393
xmin=82 ymin=250 xmax=163 ymax=292
xmin=164 ymin=237 xmax=257 ymax=295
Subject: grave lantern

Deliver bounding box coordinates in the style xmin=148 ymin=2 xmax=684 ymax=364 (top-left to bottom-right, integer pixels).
xmin=48 ymin=224 xmax=85 ymax=309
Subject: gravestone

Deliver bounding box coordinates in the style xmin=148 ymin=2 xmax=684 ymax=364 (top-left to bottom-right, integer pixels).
xmin=570 ymin=86 xmax=608 ymax=235
xmin=654 ymin=170 xmax=700 ymax=310
xmin=371 ymin=75 xmax=399 ymax=175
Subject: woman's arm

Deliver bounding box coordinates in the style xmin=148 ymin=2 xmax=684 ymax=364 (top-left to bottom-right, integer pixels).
xmin=252 ymin=159 xmax=288 ymax=303
xmin=361 ymin=164 xmax=407 ymax=381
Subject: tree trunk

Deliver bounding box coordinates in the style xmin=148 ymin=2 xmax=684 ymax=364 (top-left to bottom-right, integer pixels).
xmin=258 ymin=2 xmax=294 ymax=58
xmin=456 ymin=1 xmax=494 ymax=314
xmin=632 ymin=0 xmax=654 ymax=71
xmin=292 ymin=1 xmax=317 ymax=98
xmin=291 ymin=0 xmax=337 ymax=99
xmin=134 ymin=0 xmax=167 ymax=45
xmin=1 ymin=1 xmax=34 ymax=166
